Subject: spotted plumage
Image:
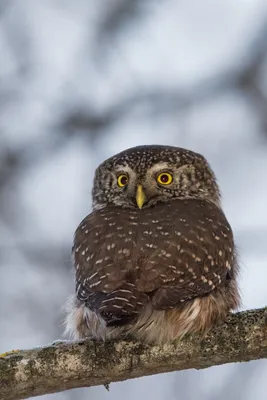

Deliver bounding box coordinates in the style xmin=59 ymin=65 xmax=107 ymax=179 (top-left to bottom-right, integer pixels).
xmin=65 ymin=145 xmax=240 ymax=343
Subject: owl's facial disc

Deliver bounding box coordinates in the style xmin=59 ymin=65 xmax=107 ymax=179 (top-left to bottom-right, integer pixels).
xmin=110 ymin=163 xmax=177 ymax=209
xmin=92 ymin=146 xmax=221 ymax=210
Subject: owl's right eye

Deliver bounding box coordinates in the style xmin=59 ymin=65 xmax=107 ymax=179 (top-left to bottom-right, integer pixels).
xmin=117 ymin=174 xmax=128 ymax=187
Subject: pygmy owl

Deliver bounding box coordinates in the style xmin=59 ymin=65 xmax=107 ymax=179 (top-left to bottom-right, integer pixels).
xmin=65 ymin=145 xmax=240 ymax=343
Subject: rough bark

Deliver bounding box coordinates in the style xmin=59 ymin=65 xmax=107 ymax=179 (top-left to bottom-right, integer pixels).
xmin=0 ymin=308 xmax=267 ymax=400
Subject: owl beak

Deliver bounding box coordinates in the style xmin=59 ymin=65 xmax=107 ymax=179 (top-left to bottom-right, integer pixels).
xmin=136 ymin=185 xmax=147 ymax=209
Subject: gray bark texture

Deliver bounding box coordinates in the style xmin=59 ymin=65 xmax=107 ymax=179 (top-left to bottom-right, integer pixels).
xmin=0 ymin=308 xmax=267 ymax=400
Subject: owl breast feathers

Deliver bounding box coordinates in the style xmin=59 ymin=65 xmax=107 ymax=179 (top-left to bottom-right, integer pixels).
xmin=65 ymin=145 xmax=240 ymax=343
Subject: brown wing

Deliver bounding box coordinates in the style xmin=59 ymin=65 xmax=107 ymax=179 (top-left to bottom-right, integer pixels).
xmin=73 ymin=199 xmax=235 ymax=325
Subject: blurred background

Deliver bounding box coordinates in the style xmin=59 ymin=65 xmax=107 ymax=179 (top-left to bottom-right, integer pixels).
xmin=1 ymin=1 xmax=267 ymax=399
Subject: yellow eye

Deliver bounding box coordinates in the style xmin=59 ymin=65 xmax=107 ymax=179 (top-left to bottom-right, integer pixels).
xmin=157 ymin=172 xmax=173 ymax=185
xmin=117 ymin=174 xmax=128 ymax=187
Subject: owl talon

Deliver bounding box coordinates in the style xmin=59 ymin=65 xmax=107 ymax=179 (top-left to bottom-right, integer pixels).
xmin=51 ymin=339 xmax=70 ymax=346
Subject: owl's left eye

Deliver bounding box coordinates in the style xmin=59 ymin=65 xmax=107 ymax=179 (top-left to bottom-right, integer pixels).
xmin=117 ymin=174 xmax=128 ymax=187
xmin=157 ymin=172 xmax=173 ymax=185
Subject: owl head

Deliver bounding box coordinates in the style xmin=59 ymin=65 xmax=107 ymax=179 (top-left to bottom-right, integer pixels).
xmin=92 ymin=145 xmax=220 ymax=210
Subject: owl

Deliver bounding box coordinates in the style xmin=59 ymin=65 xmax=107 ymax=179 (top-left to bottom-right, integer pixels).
xmin=65 ymin=145 xmax=240 ymax=343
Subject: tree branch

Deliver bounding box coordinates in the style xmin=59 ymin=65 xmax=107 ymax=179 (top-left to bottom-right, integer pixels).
xmin=1 ymin=308 xmax=267 ymax=400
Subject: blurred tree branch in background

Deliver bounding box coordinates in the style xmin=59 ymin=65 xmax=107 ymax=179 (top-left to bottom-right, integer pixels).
xmin=1 ymin=308 xmax=267 ymax=400
xmin=1 ymin=7 xmax=267 ymax=238
xmin=62 ymin=14 xmax=267 ymax=135
xmin=1 ymin=3 xmax=267 ymax=400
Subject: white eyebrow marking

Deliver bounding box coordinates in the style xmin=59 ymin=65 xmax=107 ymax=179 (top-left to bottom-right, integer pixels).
xmin=147 ymin=162 xmax=170 ymax=175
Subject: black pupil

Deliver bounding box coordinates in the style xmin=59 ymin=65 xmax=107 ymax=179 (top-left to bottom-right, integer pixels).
xmin=160 ymin=174 xmax=169 ymax=183
xmin=121 ymin=176 xmax=128 ymax=185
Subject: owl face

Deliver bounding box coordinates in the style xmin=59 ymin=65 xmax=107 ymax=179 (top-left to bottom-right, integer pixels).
xmin=92 ymin=145 xmax=220 ymax=210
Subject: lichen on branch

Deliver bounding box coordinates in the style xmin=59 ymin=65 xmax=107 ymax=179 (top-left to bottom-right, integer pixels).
xmin=0 ymin=308 xmax=267 ymax=400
